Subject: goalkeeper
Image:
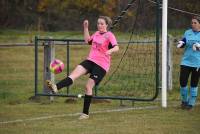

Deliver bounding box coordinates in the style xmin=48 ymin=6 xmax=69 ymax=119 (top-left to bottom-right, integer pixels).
xmin=177 ymin=16 xmax=200 ymax=110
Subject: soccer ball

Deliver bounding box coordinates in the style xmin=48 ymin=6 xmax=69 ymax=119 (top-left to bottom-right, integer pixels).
xmin=77 ymin=94 xmax=82 ymax=98
xmin=50 ymin=59 xmax=64 ymax=74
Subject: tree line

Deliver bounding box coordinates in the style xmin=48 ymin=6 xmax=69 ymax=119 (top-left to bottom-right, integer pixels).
xmin=0 ymin=0 xmax=199 ymax=31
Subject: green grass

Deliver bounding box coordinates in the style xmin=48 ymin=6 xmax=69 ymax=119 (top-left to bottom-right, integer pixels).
xmin=0 ymin=101 xmax=200 ymax=134
xmin=0 ymin=29 xmax=200 ymax=134
xmin=0 ymin=28 xmax=183 ymax=44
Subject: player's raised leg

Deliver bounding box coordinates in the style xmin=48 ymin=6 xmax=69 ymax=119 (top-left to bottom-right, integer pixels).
xmin=46 ymin=65 xmax=87 ymax=93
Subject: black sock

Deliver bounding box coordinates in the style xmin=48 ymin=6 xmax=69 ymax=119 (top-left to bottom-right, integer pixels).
xmin=56 ymin=77 xmax=73 ymax=90
xmin=83 ymin=94 xmax=92 ymax=115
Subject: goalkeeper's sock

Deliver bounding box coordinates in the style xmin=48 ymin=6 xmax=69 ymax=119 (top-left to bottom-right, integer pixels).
xmin=83 ymin=94 xmax=92 ymax=115
xmin=56 ymin=77 xmax=73 ymax=90
xmin=188 ymin=87 xmax=198 ymax=106
xmin=180 ymin=86 xmax=188 ymax=103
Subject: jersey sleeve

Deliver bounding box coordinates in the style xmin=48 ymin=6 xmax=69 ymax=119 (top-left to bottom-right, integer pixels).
xmin=182 ymin=30 xmax=191 ymax=45
xmin=108 ymin=32 xmax=118 ymax=47
xmin=88 ymin=32 xmax=96 ymax=45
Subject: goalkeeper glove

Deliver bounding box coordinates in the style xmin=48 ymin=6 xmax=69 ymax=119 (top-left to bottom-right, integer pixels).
xmin=177 ymin=38 xmax=186 ymax=48
xmin=192 ymin=42 xmax=200 ymax=51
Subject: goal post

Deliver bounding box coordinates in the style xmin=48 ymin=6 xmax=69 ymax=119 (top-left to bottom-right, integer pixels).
xmin=162 ymin=0 xmax=168 ymax=108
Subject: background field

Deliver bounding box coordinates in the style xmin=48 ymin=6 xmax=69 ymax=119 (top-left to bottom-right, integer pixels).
xmin=0 ymin=30 xmax=200 ymax=134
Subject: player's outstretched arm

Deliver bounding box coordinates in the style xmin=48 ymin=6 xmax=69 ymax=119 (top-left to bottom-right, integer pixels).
xmin=83 ymin=20 xmax=90 ymax=43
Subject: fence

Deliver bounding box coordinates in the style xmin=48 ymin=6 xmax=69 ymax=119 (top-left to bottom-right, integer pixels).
xmin=34 ymin=36 xmax=164 ymax=101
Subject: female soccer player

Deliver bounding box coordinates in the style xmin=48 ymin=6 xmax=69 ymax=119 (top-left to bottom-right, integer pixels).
xmin=177 ymin=16 xmax=200 ymax=110
xmin=46 ymin=16 xmax=119 ymax=119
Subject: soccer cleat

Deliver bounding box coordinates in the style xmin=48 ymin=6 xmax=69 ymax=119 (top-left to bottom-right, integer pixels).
xmin=181 ymin=101 xmax=188 ymax=109
xmin=46 ymin=80 xmax=58 ymax=93
xmin=78 ymin=113 xmax=89 ymax=120
xmin=185 ymin=105 xmax=193 ymax=111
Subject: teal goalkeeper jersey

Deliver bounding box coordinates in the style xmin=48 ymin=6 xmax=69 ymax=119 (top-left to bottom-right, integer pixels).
xmin=181 ymin=29 xmax=200 ymax=67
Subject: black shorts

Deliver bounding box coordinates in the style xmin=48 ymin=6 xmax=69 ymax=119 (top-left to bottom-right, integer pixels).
xmin=180 ymin=65 xmax=200 ymax=87
xmin=79 ymin=60 xmax=106 ymax=85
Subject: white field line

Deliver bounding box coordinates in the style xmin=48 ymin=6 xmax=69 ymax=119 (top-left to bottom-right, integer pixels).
xmin=0 ymin=105 xmax=158 ymax=125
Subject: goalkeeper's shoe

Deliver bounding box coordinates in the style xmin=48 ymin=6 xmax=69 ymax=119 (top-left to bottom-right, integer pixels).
xmin=181 ymin=101 xmax=188 ymax=109
xmin=78 ymin=113 xmax=89 ymax=120
xmin=185 ymin=105 xmax=193 ymax=111
xmin=46 ymin=80 xmax=58 ymax=93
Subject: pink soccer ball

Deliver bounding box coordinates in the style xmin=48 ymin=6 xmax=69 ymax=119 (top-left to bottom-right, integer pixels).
xmin=50 ymin=59 xmax=64 ymax=74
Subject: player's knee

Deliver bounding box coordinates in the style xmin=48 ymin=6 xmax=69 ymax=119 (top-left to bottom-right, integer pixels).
xmin=180 ymin=81 xmax=187 ymax=87
xmin=85 ymin=84 xmax=91 ymax=91
xmin=85 ymin=88 xmax=92 ymax=95
xmin=85 ymin=84 xmax=94 ymax=95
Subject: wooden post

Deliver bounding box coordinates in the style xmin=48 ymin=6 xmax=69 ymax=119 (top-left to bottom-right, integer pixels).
xmin=43 ymin=38 xmax=55 ymax=100
xmin=167 ymin=35 xmax=173 ymax=90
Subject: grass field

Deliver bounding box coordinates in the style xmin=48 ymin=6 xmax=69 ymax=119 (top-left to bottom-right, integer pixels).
xmin=0 ymin=30 xmax=200 ymax=134
xmin=0 ymin=101 xmax=200 ymax=134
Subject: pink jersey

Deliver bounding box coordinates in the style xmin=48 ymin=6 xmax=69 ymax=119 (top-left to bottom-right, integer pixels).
xmin=87 ymin=31 xmax=118 ymax=72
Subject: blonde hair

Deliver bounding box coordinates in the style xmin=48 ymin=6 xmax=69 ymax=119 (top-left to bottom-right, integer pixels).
xmin=98 ymin=16 xmax=112 ymax=29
